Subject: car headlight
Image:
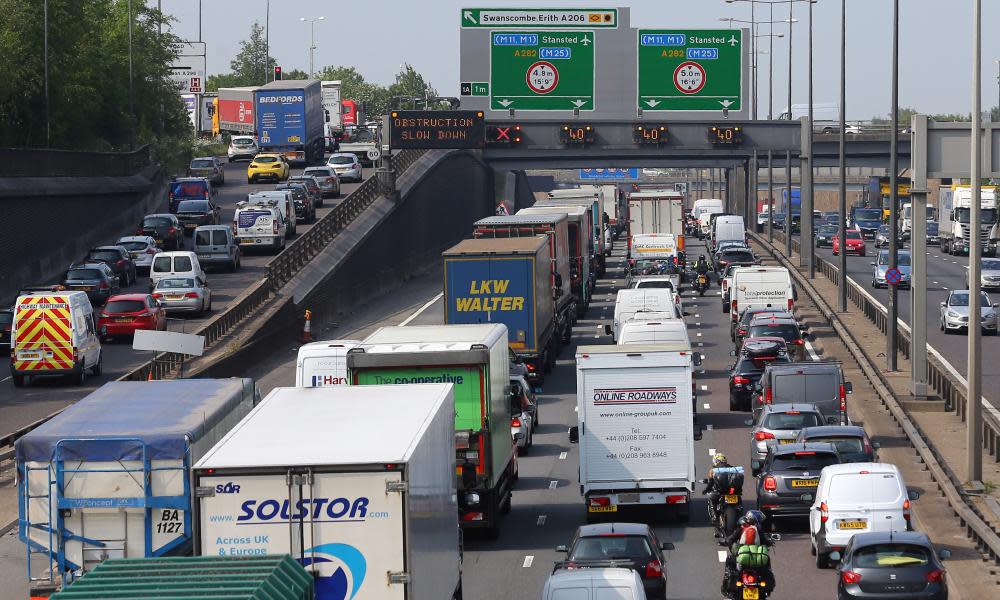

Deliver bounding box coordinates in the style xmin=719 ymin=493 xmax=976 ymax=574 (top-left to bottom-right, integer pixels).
xmin=948 ymin=311 xmax=960 ymax=318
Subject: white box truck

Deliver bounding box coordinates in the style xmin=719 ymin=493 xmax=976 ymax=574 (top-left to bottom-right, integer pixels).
xmin=16 ymin=379 xmax=259 ymax=594
xmin=627 ymin=189 xmax=685 ymax=254
xmin=194 ymin=384 xmax=462 ymax=600
xmin=573 ymin=344 xmax=699 ymax=522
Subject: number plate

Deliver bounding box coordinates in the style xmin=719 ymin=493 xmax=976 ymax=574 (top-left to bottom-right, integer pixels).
xmin=723 ymin=494 xmax=740 ymax=504
xmin=790 ymin=479 xmax=819 ymax=488
xmin=742 ymin=587 xmax=759 ymax=600
xmin=114 ymin=318 xmax=132 ymax=323
xmin=618 ymin=493 xmax=639 ymax=504
xmin=130 ymin=252 xmax=141 ymax=259
xmin=800 ymin=493 xmax=813 ymax=502
xmin=838 ymin=519 xmax=867 ymax=530
xmin=166 ymin=295 xmax=184 ymax=301
xmin=588 ymin=505 xmax=618 ymax=513
xmin=17 ymin=351 xmax=41 ymax=361
xmin=778 ymin=439 xmax=795 ymax=444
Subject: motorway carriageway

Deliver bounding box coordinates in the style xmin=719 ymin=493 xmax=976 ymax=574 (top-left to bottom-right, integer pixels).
xmin=805 ymin=232 xmax=1000 ymax=412
xmin=0 ymin=160 xmax=369 ymax=438
xmin=0 ymin=235 xmax=985 ymax=598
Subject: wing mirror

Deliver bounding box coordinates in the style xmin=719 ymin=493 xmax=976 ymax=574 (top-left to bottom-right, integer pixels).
xmin=870 ymin=262 xmax=876 ymax=267
xmin=872 ymin=441 xmax=881 ymax=449
xmin=694 ymin=424 xmax=704 ymax=441
xmin=938 ymin=549 xmax=952 ymax=560
xmin=907 ymin=489 xmax=921 ymax=501
xmin=694 ymin=352 xmax=703 ymax=366
xmin=568 ymin=426 xmax=579 ymax=444
xmin=743 ymin=419 xmax=754 ymax=427
xmin=843 ymin=382 xmax=853 ymax=394
xmin=604 ymin=324 xmax=612 ymax=336
xmin=556 ymin=545 xmax=569 ymax=553
xmin=729 ymin=350 xmax=736 ymax=357
xmin=661 ymin=542 xmax=675 ymax=551
xmin=828 ymin=550 xmax=842 ymax=563
xmin=940 ymin=301 xmax=947 ymax=307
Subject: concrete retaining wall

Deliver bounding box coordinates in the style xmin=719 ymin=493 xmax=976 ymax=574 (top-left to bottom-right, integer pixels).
xmin=0 ymin=168 xmax=165 ymax=304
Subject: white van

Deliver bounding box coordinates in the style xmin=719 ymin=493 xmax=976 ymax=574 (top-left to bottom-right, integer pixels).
xmin=541 ymin=568 xmax=648 ymax=600
xmin=149 ymin=251 xmax=206 ymax=291
xmin=698 ymin=209 xmax=723 ymax=238
xmin=729 ymin=266 xmax=794 ymax=322
xmin=609 ymin=288 xmax=679 ymax=342
xmin=618 ymin=318 xmax=690 ymax=346
xmin=809 ymin=462 xmax=916 ymax=567
xmin=691 ymin=198 xmax=724 ymax=221
xmin=295 ymin=339 xmax=362 ymax=386
xmin=712 ymin=215 xmax=746 ymax=249
xmin=11 ymin=291 xmax=102 ymax=387
xmin=234 ymin=201 xmax=287 ymax=252
xmin=247 ymin=190 xmax=295 ymax=236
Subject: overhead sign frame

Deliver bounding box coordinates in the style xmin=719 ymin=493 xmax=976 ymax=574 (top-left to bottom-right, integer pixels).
xmin=462 ymin=8 xmax=618 ymax=28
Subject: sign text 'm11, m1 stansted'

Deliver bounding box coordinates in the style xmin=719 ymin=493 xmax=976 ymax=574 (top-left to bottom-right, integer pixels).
xmin=637 ymin=29 xmax=743 ymax=113
xmin=387 ymin=110 xmax=486 ymax=150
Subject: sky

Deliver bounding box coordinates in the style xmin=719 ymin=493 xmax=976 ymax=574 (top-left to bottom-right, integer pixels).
xmin=160 ymin=0 xmax=1000 ymax=120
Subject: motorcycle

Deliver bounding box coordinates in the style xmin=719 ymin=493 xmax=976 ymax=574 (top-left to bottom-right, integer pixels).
xmin=720 ymin=534 xmax=781 ymax=600
xmin=695 ymin=272 xmax=709 ymax=296
xmin=702 ymin=471 xmax=744 ymax=539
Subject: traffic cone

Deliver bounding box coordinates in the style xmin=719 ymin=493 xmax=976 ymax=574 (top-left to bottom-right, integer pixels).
xmin=147 ymin=370 xmax=154 ymax=381
xmin=300 ymin=309 xmax=313 ymax=343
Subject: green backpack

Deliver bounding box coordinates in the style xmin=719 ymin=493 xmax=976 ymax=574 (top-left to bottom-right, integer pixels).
xmin=735 ymin=544 xmax=770 ymax=568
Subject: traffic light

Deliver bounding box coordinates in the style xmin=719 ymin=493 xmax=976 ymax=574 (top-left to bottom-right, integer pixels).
xmin=273 ymin=66 xmax=282 ymax=81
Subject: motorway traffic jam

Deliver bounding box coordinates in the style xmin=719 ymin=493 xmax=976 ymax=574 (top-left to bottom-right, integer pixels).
xmin=5 ymin=169 xmax=958 ymax=599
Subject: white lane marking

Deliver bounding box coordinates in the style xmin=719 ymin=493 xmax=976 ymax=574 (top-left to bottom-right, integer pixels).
xmin=709 ymin=448 xmax=717 ymax=456
xmin=695 ymin=314 xmax=701 ymax=318
xmin=697 ymin=342 xmax=704 ymax=347
xmin=695 ymin=322 xmax=702 ymax=326
xmin=596 ymin=325 xmax=604 ymax=331
xmin=594 ymin=335 xmax=600 ymax=339
xmin=400 ymin=293 xmax=444 ymax=326
xmin=703 ymin=403 xmax=711 ymax=410
xmin=559 ymin=452 xmax=568 ymax=460
xmin=696 ymin=332 xmax=703 ymax=337
xmin=706 ymin=424 xmax=714 ymax=431
xmin=804 ymin=338 xmax=821 ymax=361
xmin=549 ymin=480 xmax=559 ymax=489
xmin=0 ymin=376 xmax=10 ymax=383
xmin=523 ymin=555 xmax=535 ymax=568
xmin=574 ymin=406 xmax=578 ymax=412
xmin=699 ymin=370 xmax=706 ymax=375
xmin=537 ymin=515 xmax=547 ymax=526
xmin=718 ymin=550 xmax=728 ymax=563
xmin=700 ymin=385 xmax=708 ymax=391
xmin=933 ymin=281 xmax=939 ymax=284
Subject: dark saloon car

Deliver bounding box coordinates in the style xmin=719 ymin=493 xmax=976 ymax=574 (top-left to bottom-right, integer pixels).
xmin=729 ymin=338 xmax=791 ymax=411
xmin=832 ymin=531 xmax=950 ymax=600
xmin=86 ymin=246 xmax=137 ymax=286
xmin=816 ymin=224 xmax=839 ymax=248
xmin=174 ymin=199 xmax=221 ymax=234
xmin=555 ymin=522 xmax=673 ymax=600
xmin=745 ymin=315 xmax=808 ymax=362
xmin=62 ymin=262 xmax=120 ymax=305
xmin=796 ymin=425 xmax=879 ymax=463
xmin=715 ymin=248 xmax=757 ymax=273
xmin=138 ymin=214 xmax=183 ymax=250
xmin=756 ymin=442 xmax=842 ymax=521
xmin=275 ymin=182 xmax=316 ymax=223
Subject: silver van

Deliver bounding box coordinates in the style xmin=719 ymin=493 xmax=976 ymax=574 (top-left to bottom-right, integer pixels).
xmin=756 ymin=362 xmax=853 ymax=424
xmin=192 ymin=225 xmax=241 ymax=272
xmin=541 ymin=568 xmax=648 ymax=600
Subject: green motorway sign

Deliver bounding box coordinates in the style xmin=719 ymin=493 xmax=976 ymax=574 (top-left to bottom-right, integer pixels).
xmin=490 ymin=31 xmax=595 ymax=111
xmin=637 ymin=29 xmax=743 ymax=112
xmin=462 ymin=8 xmax=617 ymax=28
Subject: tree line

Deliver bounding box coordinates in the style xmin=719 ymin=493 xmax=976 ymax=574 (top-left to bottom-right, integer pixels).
xmin=0 ymin=0 xmax=191 ymax=164
xmin=206 ymin=22 xmax=440 ymax=118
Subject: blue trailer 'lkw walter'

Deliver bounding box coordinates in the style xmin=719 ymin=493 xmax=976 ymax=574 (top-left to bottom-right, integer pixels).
xmin=443 ymin=236 xmax=558 ymax=383
xmin=16 ymin=379 xmax=258 ymax=595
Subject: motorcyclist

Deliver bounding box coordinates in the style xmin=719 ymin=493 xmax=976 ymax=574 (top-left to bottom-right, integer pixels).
xmin=721 ymin=510 xmax=776 ymax=596
xmin=695 ymin=255 xmax=711 ymax=288
xmin=702 ymin=453 xmax=733 ymax=518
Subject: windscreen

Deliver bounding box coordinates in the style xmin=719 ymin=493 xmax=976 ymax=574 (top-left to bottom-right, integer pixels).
xmin=927 ymin=222 xmax=939 ymax=234
xmin=254 ymin=156 xmax=278 ymax=163
xmin=66 ymin=269 xmax=101 ymax=279
xmin=955 ymin=207 xmax=998 ymax=224
xmin=950 ymin=292 xmax=990 ymax=307
xmin=819 ymin=226 xmax=838 ymax=235
xmin=722 ymin=251 xmax=755 ymax=263
xmin=177 ymin=200 xmax=209 ymax=212
xmin=156 ymin=278 xmax=194 ymax=289
xmin=853 ymin=545 xmax=929 ymax=568
xmin=763 ymin=411 xmax=823 ymax=430
xmin=328 ymin=155 xmax=356 ymax=165
xmin=232 ymin=137 xmax=254 ymax=146
xmin=570 ymin=535 xmax=653 ymax=561
xmin=190 ymin=158 xmax=214 ymax=168
xmin=104 ymin=300 xmax=145 ymax=313
xmin=89 ymin=250 xmax=120 ymax=262
xmin=0 ymin=311 xmax=12 ymax=326
xmin=981 ymin=259 xmax=1000 ymax=270
xmin=143 ymin=216 xmax=171 ymax=227
xmin=854 ymin=209 xmax=882 ymax=221
xmin=845 ymin=230 xmax=862 ymax=240
xmin=748 ymin=324 xmax=799 ymax=342
xmin=828 ymin=472 xmax=901 ymax=503
xmin=771 ymin=452 xmax=840 ymax=471
xmin=119 ymin=241 xmax=148 ymax=251
xmin=304 ymin=168 xmax=330 ymax=177
xmin=811 ymin=436 xmax=864 ymax=455
xmin=635 ymin=280 xmax=674 ymax=289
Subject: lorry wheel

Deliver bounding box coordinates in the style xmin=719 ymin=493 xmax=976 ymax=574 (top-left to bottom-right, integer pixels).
xmin=12 ymin=374 xmax=25 ymax=388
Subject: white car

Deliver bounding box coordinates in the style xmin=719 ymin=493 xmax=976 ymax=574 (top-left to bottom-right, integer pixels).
xmin=809 ymin=462 xmax=916 ymax=568
xmin=227 ymin=136 xmax=258 ymax=161
xmin=115 ymin=236 xmax=161 ymax=274
xmin=327 ymin=153 xmax=363 ymax=182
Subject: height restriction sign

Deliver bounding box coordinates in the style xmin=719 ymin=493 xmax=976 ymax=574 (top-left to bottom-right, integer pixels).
xmin=490 ymin=31 xmax=595 ymax=111
xmin=637 ymin=29 xmax=743 ymax=112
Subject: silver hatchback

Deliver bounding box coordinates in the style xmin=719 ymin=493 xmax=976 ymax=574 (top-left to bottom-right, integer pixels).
xmin=747 ymin=403 xmax=826 ymax=475
xmin=940 ymin=289 xmax=997 ymax=334
xmin=152 ymin=276 xmax=212 ymax=315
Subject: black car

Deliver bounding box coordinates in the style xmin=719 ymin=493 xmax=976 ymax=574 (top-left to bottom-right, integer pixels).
xmin=63 ymin=262 xmax=120 ymax=305
xmin=732 ymin=308 xmax=794 ymax=345
xmin=715 ymin=248 xmax=757 ymax=273
xmin=832 ymin=531 xmax=950 ymax=600
xmin=816 ymin=225 xmax=839 ymax=248
xmin=556 ymin=522 xmax=673 ymax=600
xmin=795 ymin=425 xmax=879 ymax=463
xmin=86 ymin=246 xmax=137 ymax=286
xmin=729 ymin=339 xmax=790 ymax=411
xmin=746 ymin=315 xmax=808 ymax=362
xmin=288 ymin=175 xmax=325 ymax=208
xmin=926 ymin=220 xmax=941 ymax=245
xmin=0 ymin=308 xmax=12 ymax=354
xmin=756 ymin=442 xmax=842 ymax=521
xmin=139 ymin=214 xmax=183 ymax=250
xmin=175 ymin=199 xmax=221 ymax=234
xmin=275 ymin=182 xmax=316 ymax=223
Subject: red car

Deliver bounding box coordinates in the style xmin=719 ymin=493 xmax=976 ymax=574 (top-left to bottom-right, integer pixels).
xmin=832 ymin=228 xmax=866 ymax=256
xmin=97 ymin=294 xmax=167 ymax=340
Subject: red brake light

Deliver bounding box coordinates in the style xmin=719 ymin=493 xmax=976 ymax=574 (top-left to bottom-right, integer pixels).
xmin=99 ymin=281 xmax=109 ymax=289
xmin=733 ymin=375 xmax=751 ymax=385
xmin=925 ymin=569 xmax=945 ymax=583
xmin=589 ymin=497 xmax=610 ymax=507
xmin=645 ymin=559 xmax=663 ymax=578
xmin=820 ymin=501 xmax=829 ymax=523
xmin=184 ymin=292 xmax=199 ymax=298
xmin=903 ymin=499 xmax=911 ymax=522
xmin=785 ymin=410 xmax=800 ymax=415
xmin=840 ymin=385 xmax=847 ymax=411
xmin=168 ymin=227 xmax=178 ymax=234
xmin=731 ymin=300 xmax=738 ymax=314
xmin=511 ymin=417 xmax=522 ymax=428
xmin=787 ymin=298 xmax=794 ymax=310
xmin=763 ymin=476 xmax=777 ymax=491
xmin=765 ymin=387 xmax=773 ymax=404
xmin=741 ymin=572 xmax=757 ymax=585
xmin=116 ymin=259 xmax=126 ymax=266
xmin=727 ymin=487 xmax=735 ymax=495
xmin=524 ymin=362 xmax=537 ymax=372
xmin=841 ymin=570 xmax=862 ymax=585
xmin=794 ymin=451 xmax=816 ymax=455
xmin=152 ymin=293 xmax=163 ymax=299
xmin=790 ymin=339 xmax=804 ymax=345
xmin=754 ymin=431 xmax=775 ymax=441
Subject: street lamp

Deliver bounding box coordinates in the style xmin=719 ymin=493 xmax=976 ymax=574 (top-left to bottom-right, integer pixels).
xmin=720 ymin=17 xmax=790 ymax=121
xmin=300 ymin=16 xmax=326 ymax=79
xmin=755 ymin=32 xmax=784 ymax=120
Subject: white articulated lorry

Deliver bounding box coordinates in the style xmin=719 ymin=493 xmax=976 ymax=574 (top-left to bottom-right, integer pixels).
xmin=194 ymin=384 xmax=462 ymax=600
xmin=938 ymin=184 xmax=1000 ymax=256
xmin=573 ymin=344 xmax=699 ymax=522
